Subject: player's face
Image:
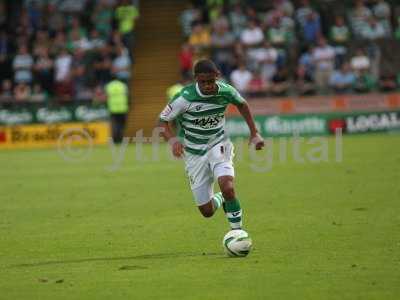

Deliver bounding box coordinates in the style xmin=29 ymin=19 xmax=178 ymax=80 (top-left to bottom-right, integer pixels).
xmin=195 ymin=73 xmax=218 ymax=95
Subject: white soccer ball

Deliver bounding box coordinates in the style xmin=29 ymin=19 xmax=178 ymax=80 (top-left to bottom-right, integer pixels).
xmin=222 ymin=229 xmax=252 ymax=257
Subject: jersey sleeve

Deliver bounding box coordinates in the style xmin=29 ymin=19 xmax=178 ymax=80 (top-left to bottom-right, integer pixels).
xmin=159 ymin=96 xmax=189 ymax=122
xmin=227 ymin=85 xmax=246 ymax=105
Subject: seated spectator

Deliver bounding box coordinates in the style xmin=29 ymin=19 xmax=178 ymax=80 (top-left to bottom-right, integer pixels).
xmin=88 ymin=29 xmax=106 ymax=50
xmin=266 ymin=15 xmax=292 ymax=48
xmin=0 ymin=79 xmax=13 ymax=103
xmin=330 ymin=16 xmax=350 ymax=67
xmin=179 ymin=43 xmax=193 ymax=80
xmin=71 ymin=48 xmax=91 ymax=101
xmin=247 ymin=69 xmax=269 ymax=97
xmin=360 ymin=17 xmax=386 ymax=40
xmin=247 ymin=41 xmax=278 ymax=81
xmin=14 ymin=82 xmax=31 ymax=102
xmin=329 ymin=62 xmax=356 ymax=94
xmin=13 ymin=45 xmax=33 ymax=84
xmin=295 ymin=65 xmax=315 ymax=95
xmin=270 ymin=67 xmax=290 ymax=96
xmin=46 ymin=3 xmax=65 ymax=35
xmin=372 ymin=0 xmax=392 ymax=37
xmin=229 ymin=3 xmax=247 ymax=39
xmin=93 ymin=84 xmax=107 ymax=103
xmin=54 ymin=48 xmax=73 ymax=102
xmin=230 ymin=63 xmax=252 ymax=93
xmin=112 ymin=45 xmax=131 ymax=82
xmin=93 ymin=45 xmax=113 ymax=85
xmin=30 ymin=83 xmax=48 ymax=103
xmin=299 ymin=45 xmax=315 ymax=79
xmin=33 ymin=46 xmax=53 ymax=94
xmin=350 ymin=49 xmax=370 ymax=75
xmin=240 ymin=20 xmax=264 ymax=48
xmin=51 ymin=31 xmax=67 ymax=57
xmin=349 ymin=0 xmax=371 ymax=38
xmin=189 ymin=22 xmax=211 ymax=59
xmin=353 ymin=72 xmax=377 ymax=93
xmin=379 ymin=72 xmax=397 ymax=92
xmin=180 ymin=3 xmax=202 ymax=37
xmin=92 ymin=0 xmax=114 ymax=40
xmin=67 ymin=28 xmax=91 ymax=52
xmin=211 ymin=22 xmax=235 ymax=79
xmin=312 ymin=37 xmax=335 ymax=93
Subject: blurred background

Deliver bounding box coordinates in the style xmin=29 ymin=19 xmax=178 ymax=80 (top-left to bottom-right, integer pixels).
xmin=0 ymin=0 xmax=400 ymax=148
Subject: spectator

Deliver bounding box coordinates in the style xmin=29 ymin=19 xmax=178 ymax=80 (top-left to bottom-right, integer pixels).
xmin=67 ymin=28 xmax=91 ymax=52
xmin=270 ymin=67 xmax=290 ymax=96
xmin=229 ymin=3 xmax=247 ymax=39
xmin=180 ymin=3 xmax=202 ymax=37
xmin=54 ymin=48 xmax=73 ymax=102
xmin=92 ymin=0 xmax=114 ymax=40
xmin=51 ymin=31 xmax=68 ymax=57
xmin=379 ymin=72 xmax=397 ymax=92
xmin=312 ymin=37 xmax=335 ymax=93
xmin=240 ymin=20 xmax=264 ymax=48
xmin=360 ymin=17 xmax=386 ymax=40
xmin=247 ymin=69 xmax=269 ymax=97
xmin=112 ymin=45 xmax=131 ymax=82
xmin=88 ymin=29 xmax=106 ymax=50
xmin=93 ymin=45 xmax=113 ymax=84
xmin=46 ymin=3 xmax=65 ymax=34
xmin=372 ymin=0 xmax=392 ymax=37
xmin=33 ymin=46 xmax=54 ymax=93
xmin=329 ymin=62 xmax=356 ymax=94
xmin=93 ymin=84 xmax=107 ymax=103
xmin=71 ymin=48 xmax=91 ymax=101
xmin=14 ymin=82 xmax=31 ymax=102
xmin=299 ymin=46 xmax=315 ymax=79
xmin=115 ymin=0 xmax=139 ymax=51
xmin=349 ymin=0 xmax=371 ymax=38
xmin=230 ymin=63 xmax=252 ymax=93
xmin=211 ymin=22 xmax=235 ymax=79
xmin=179 ymin=43 xmax=193 ymax=80
xmin=13 ymin=45 xmax=33 ymax=84
xmin=295 ymin=64 xmax=315 ymax=95
xmin=330 ymin=16 xmax=350 ymax=67
xmin=189 ymin=22 xmax=211 ymax=59
xmin=350 ymin=49 xmax=370 ymax=75
xmin=247 ymin=41 xmax=278 ymax=81
xmin=30 ymin=83 xmax=48 ymax=103
xmin=0 ymin=79 xmax=13 ymax=103
xmin=0 ymin=30 xmax=13 ymax=82
xmin=267 ymin=14 xmax=292 ymax=48
xmin=296 ymin=0 xmax=319 ymax=29
xmin=301 ymin=11 xmax=321 ymax=44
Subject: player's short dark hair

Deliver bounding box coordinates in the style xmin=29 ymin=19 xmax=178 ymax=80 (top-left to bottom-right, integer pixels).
xmin=193 ymin=59 xmax=219 ymax=75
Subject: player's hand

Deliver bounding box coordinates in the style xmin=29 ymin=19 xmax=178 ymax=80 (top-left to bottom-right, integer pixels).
xmin=170 ymin=139 xmax=184 ymax=158
xmin=249 ymin=133 xmax=265 ymax=150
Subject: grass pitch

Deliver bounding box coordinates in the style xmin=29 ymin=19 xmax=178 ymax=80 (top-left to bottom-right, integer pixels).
xmin=0 ymin=134 xmax=399 ymax=300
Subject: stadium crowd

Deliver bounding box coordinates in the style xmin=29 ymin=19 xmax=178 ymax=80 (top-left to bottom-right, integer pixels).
xmin=179 ymin=0 xmax=400 ymax=97
xmin=0 ymin=0 xmax=138 ymax=105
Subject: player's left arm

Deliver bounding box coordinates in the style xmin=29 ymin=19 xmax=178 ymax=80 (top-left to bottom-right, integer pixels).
xmin=235 ymin=102 xmax=265 ymax=150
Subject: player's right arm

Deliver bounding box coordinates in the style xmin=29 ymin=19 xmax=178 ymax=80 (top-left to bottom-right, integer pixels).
xmin=157 ymin=96 xmax=189 ymax=158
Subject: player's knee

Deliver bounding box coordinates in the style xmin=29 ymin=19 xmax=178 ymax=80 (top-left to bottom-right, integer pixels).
xmin=221 ymin=186 xmax=235 ymax=200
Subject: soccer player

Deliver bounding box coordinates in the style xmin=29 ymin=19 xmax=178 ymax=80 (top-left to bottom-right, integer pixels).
xmin=158 ymin=59 xmax=264 ymax=230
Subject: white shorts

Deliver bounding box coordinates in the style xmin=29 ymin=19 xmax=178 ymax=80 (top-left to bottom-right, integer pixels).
xmin=184 ymin=140 xmax=235 ymax=206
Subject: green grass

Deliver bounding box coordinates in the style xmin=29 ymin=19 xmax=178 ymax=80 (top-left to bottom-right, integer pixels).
xmin=0 ymin=134 xmax=399 ymax=300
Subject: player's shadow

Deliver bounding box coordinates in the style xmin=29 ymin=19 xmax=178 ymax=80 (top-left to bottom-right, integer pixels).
xmin=8 ymin=252 xmax=221 ymax=269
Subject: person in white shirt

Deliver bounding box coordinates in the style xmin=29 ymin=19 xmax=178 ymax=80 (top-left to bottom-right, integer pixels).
xmin=240 ymin=20 xmax=264 ymax=47
xmin=230 ymin=63 xmax=252 ymax=93
xmin=312 ymin=37 xmax=335 ymax=93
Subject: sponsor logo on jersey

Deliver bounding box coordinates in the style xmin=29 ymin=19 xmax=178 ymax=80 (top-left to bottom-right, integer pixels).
xmin=195 ymin=105 xmax=202 ymax=111
xmin=193 ymin=114 xmax=224 ymax=129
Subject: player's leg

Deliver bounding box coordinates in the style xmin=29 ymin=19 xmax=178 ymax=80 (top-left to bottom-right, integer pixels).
xmin=185 ymin=152 xmax=222 ymax=218
xmin=210 ymin=141 xmax=242 ymax=229
xmin=216 ymin=171 xmax=242 ymax=230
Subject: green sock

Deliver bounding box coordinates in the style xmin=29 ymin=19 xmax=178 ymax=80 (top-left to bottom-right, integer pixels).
xmin=224 ymin=198 xmax=242 ymax=229
xmin=212 ymin=192 xmax=224 ymax=211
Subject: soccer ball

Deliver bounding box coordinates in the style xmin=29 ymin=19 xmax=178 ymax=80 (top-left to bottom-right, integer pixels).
xmin=222 ymin=229 xmax=252 ymax=257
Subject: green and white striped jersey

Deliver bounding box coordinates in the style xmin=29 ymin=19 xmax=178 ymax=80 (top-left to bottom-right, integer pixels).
xmin=159 ymin=81 xmax=246 ymax=155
